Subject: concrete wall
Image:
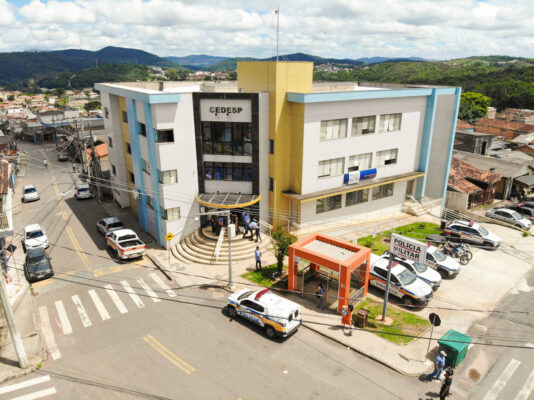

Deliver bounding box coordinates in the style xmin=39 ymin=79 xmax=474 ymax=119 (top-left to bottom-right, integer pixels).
xmin=445 ymin=190 xmax=468 ymax=211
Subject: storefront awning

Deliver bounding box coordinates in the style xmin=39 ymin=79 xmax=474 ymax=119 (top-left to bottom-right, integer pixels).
xmin=196 ymin=193 xmax=262 ymax=209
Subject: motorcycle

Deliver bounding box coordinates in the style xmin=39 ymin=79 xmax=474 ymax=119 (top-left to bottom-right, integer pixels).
xmin=441 ymin=242 xmax=470 ymax=265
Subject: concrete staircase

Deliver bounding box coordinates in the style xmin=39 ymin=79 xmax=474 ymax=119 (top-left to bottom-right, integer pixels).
xmin=172 ymin=227 xmax=270 ymax=265
xmin=404 ymin=196 xmax=427 ymax=217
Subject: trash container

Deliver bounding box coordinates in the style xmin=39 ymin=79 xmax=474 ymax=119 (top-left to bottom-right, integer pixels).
xmin=440 ymin=220 xmax=448 ymax=230
xmin=438 ymin=329 xmax=472 ymax=368
xmin=356 ymin=308 xmax=369 ymax=328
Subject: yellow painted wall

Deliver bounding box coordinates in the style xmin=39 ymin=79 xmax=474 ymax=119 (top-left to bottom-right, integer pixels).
xmin=237 ymin=61 xmax=312 ymax=228
xmin=118 ymin=96 xmax=137 ymax=214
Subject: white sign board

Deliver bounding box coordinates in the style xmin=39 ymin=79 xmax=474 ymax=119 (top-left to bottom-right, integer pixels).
xmin=390 ymin=234 xmax=426 ymax=263
xmin=200 ymin=99 xmax=252 ymax=123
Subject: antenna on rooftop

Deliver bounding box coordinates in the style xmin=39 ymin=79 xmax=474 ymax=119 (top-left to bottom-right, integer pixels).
xmin=275 ymin=5 xmax=280 ymax=62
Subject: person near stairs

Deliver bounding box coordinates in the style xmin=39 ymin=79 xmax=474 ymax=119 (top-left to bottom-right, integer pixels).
xmin=255 ymin=246 xmax=262 ymax=270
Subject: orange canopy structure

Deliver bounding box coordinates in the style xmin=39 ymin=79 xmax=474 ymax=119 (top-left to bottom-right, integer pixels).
xmin=288 ymin=232 xmax=371 ymax=314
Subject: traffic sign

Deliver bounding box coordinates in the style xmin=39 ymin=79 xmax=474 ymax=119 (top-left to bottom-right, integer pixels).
xmin=165 ymin=232 xmax=175 ymax=241
xmin=429 ymin=313 xmax=441 ymax=327
xmin=390 ymin=233 xmax=427 ymax=263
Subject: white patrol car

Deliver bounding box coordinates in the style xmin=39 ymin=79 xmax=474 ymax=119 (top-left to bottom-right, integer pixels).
xmin=444 ymin=220 xmax=501 ymax=248
xmin=369 ymin=255 xmax=433 ymax=307
xmin=384 ymin=252 xmax=442 ymax=291
xmin=226 ymin=288 xmax=301 ymax=339
xmin=425 ymin=245 xmax=460 ymax=279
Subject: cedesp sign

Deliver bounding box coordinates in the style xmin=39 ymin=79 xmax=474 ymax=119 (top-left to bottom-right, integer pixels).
xmin=389 ymin=234 xmax=426 ymax=263
xmin=200 ymin=99 xmax=252 ymax=123
xmin=209 ymin=106 xmax=243 ymax=117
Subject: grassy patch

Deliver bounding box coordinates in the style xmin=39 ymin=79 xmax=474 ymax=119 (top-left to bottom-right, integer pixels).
xmin=241 ymin=263 xmax=287 ymax=287
xmin=358 ymin=222 xmax=441 ymax=255
xmin=522 ymin=231 xmax=529 ymax=237
xmin=352 ymin=298 xmax=430 ymax=344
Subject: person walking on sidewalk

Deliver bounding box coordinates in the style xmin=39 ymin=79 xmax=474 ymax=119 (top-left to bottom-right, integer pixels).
xmin=255 ymin=246 xmax=262 ymax=271
xmin=315 ymin=283 xmax=326 ymax=310
xmin=439 ymin=367 xmax=453 ymax=399
xmin=427 ymin=350 xmax=446 ymax=380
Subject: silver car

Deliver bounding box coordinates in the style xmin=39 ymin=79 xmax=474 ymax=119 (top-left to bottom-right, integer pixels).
xmin=22 ymin=184 xmax=40 ymax=203
xmin=75 ymin=184 xmax=93 ymax=200
xmin=485 ymin=208 xmax=532 ymax=229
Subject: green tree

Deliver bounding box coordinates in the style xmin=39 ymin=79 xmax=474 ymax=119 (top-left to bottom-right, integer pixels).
xmin=458 ymin=92 xmax=491 ymax=124
xmin=165 ymin=68 xmax=178 ymax=80
xmin=54 ymin=87 xmax=66 ymax=98
xmin=7 ymin=94 xmax=14 ymax=101
xmin=271 ymin=229 xmax=297 ymax=273
xmin=227 ymin=71 xmax=237 ymax=80
xmin=83 ymin=90 xmax=91 ymax=99
xmin=84 ymin=100 xmax=101 ymax=112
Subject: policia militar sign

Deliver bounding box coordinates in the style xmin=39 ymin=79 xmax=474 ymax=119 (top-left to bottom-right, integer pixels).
xmin=390 ymin=233 xmax=427 ymax=263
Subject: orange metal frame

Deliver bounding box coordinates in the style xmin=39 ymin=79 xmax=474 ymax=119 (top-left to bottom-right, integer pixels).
xmin=288 ymin=233 xmax=371 ymax=315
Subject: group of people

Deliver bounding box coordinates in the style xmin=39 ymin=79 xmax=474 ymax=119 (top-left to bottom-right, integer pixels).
xmin=427 ymin=350 xmax=454 ymax=399
xmin=208 ymin=211 xmax=261 ymax=243
xmin=241 ymin=211 xmax=261 ymax=243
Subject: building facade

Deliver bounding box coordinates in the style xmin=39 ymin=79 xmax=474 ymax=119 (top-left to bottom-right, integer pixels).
xmin=96 ymin=62 xmax=460 ymax=247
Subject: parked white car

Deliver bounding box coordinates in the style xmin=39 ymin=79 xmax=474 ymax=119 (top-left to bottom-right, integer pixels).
xmin=22 ymin=184 xmax=40 ymax=203
xmin=22 ymin=224 xmax=49 ymax=251
xmin=485 ymin=208 xmax=532 ymax=229
xmin=425 ymin=245 xmax=461 ymax=279
xmin=384 ymin=253 xmax=442 ymax=291
xmin=75 ymin=184 xmax=93 ymax=200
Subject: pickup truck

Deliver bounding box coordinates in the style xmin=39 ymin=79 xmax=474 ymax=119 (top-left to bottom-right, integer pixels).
xmin=106 ymin=229 xmax=146 ymax=260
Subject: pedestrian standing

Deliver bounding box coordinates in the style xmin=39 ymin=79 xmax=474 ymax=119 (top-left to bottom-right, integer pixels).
xmin=427 ymin=350 xmax=446 ymax=381
xmin=255 ymin=246 xmax=262 ymax=270
xmin=248 ymin=220 xmax=259 ymax=241
xmin=315 ymin=283 xmax=326 ymax=310
xmin=439 ymin=367 xmax=453 ymax=400
xmin=242 ymin=212 xmax=251 ymax=239
xmin=254 ymin=220 xmax=262 ymax=242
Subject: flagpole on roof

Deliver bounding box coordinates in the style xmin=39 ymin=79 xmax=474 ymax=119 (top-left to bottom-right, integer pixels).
xmin=275 ymin=5 xmax=280 ymax=62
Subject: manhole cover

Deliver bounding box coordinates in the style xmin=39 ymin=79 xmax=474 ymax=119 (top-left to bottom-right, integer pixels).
xmin=468 ymin=368 xmax=481 ymax=382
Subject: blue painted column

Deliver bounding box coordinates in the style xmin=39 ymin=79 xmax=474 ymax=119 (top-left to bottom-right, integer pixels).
xmin=415 ymin=88 xmax=438 ymax=201
xmin=143 ymin=103 xmax=164 ymax=247
xmin=126 ymin=99 xmax=149 ymax=232
xmin=440 ymin=87 xmax=462 ymax=211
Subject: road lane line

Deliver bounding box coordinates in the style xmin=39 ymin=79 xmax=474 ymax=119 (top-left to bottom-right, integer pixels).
xmin=66 ymin=226 xmax=91 ymax=268
xmin=54 ymin=300 xmax=72 ymax=335
xmin=516 ymin=369 xmax=534 ymax=400
xmin=147 ymin=334 xmax=195 ymax=372
xmin=38 ymin=306 xmax=61 ymax=360
xmin=104 ymin=284 xmax=128 ymax=314
xmin=0 ymin=375 xmax=51 ymax=394
xmin=120 ymin=280 xmax=145 ymax=308
xmin=143 ymin=336 xmax=193 ymax=375
xmin=150 ymin=272 xmax=176 ymax=297
xmin=71 ymin=295 xmax=92 ymax=328
xmin=137 ymin=277 xmax=161 ymax=303
xmin=11 ymin=387 xmax=57 ymax=400
xmin=483 ymin=359 xmax=521 ymax=400
xmin=88 ymin=290 xmax=110 ymax=321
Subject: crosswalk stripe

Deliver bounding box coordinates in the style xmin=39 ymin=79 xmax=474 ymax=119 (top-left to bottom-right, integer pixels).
xmin=150 ymin=272 xmax=176 ymax=297
xmin=137 ymin=277 xmax=161 ymax=303
xmin=121 ymin=280 xmax=145 ymax=308
xmin=104 ymin=284 xmax=128 ymax=314
xmin=71 ymin=295 xmax=92 ymax=328
xmin=483 ymin=359 xmax=521 ymax=400
xmin=54 ymin=301 xmax=72 ymax=335
xmin=88 ymin=290 xmax=110 ymax=321
xmin=11 ymin=387 xmax=57 ymax=400
xmin=38 ymin=307 xmax=61 ymax=360
xmin=516 ymin=369 xmax=534 ymax=400
xmin=0 ymin=375 xmax=51 ymax=394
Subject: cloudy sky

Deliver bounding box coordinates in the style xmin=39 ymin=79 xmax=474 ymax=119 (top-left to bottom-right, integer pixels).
xmin=1 ymin=0 xmax=533 ymax=60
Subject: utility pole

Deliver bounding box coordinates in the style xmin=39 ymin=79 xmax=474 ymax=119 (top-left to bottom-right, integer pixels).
xmin=88 ymin=122 xmax=102 ymax=201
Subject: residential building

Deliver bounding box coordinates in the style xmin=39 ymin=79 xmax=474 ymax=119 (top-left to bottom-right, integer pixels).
xmin=454 ymin=130 xmax=492 ymax=155
xmin=474 ymin=118 xmax=534 ymax=140
xmin=96 ymin=61 xmax=461 ymax=247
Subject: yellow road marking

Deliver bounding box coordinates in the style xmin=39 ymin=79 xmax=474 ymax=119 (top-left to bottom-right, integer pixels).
xmin=62 ymin=210 xmax=68 ymax=220
xmin=31 ymin=270 xmax=76 ymax=288
xmin=93 ymin=264 xmax=139 ymax=278
xmin=66 ymin=226 xmax=91 ymax=268
xmin=51 ymin=176 xmax=60 ymax=196
xmin=143 ymin=335 xmax=195 ymax=374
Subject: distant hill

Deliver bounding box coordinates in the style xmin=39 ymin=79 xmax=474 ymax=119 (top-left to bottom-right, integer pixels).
xmin=165 ymin=54 xmax=228 ymax=68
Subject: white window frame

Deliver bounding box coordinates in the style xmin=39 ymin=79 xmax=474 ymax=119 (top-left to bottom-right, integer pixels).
xmin=376 ymin=149 xmax=398 ymax=167
xmin=372 ymin=183 xmax=394 ymax=200
xmin=158 ymin=169 xmax=178 ymax=185
xmin=379 ymin=113 xmax=402 ymax=133
xmin=318 ymin=157 xmax=345 ymax=178
xmin=142 ymin=159 xmax=150 ymax=175
xmin=163 ymin=207 xmax=181 ymax=221
xmin=352 ymin=116 xmax=376 ymax=136
xmin=320 ymin=119 xmax=348 ymax=141
xmin=348 ymin=153 xmax=372 ymax=172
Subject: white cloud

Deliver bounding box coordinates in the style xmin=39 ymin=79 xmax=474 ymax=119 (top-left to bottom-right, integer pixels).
xmin=0 ymin=0 xmax=533 ymax=59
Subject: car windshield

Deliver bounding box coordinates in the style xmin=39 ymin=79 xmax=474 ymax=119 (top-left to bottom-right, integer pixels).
xmin=24 ymin=188 xmax=36 ymax=194
xmin=413 ymin=262 xmax=427 ymax=273
xmin=510 ymin=211 xmax=522 ymax=220
xmin=432 ymin=249 xmax=447 ymax=262
xmin=109 ymin=222 xmax=123 ymax=229
xmin=78 ymin=188 xmax=89 ymax=192
xmin=27 ymin=230 xmax=43 ymax=239
xmin=238 ymin=290 xmax=253 ymax=300
xmin=28 ymin=254 xmax=46 ymax=264
xmin=478 ymin=225 xmax=488 ymax=236
xmin=397 ymin=269 xmax=416 ymax=285
xmin=28 ymin=262 xmax=51 ymax=272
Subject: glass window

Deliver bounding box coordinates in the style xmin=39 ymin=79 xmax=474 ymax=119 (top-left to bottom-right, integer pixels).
xmin=202 ymin=122 xmax=212 ymax=141
xmin=213 ymin=142 xmax=223 ymax=155
xmin=159 ymin=170 xmax=178 ymax=184
xmin=129 ymin=171 xmax=135 ymax=183
xmin=320 ymin=119 xmax=347 ymax=141
xmin=139 ymin=122 xmax=146 ymax=137
xmin=376 ymin=149 xmax=398 ymax=167
xmin=233 ymin=125 xmax=243 ymax=154
xmin=244 ymin=165 xmax=252 ymax=181
xmin=224 ymin=164 xmax=233 ymax=181
xmin=233 ymin=163 xmax=243 ymax=181
xmin=156 ymin=129 xmax=174 ymax=143
xmin=222 ymin=123 xmax=232 ymax=142
xmin=121 ymin=110 xmax=128 ymax=123
xmin=204 ymin=162 xmax=213 ymax=180
xmin=203 ymin=141 xmax=212 ymax=154
xmin=316 ymin=194 xmax=342 ymax=214
xmin=126 ymin=143 xmax=131 ymax=154
xmin=269 ymin=139 xmax=274 ymax=154
xmin=269 ymin=177 xmax=273 ymax=192
xmin=142 ymin=159 xmax=150 ymax=175
xmin=163 ymin=207 xmax=181 ymax=221
xmin=108 ymin=137 xmax=113 ymax=148
xmin=379 ymin=113 xmax=402 ymax=133
xmin=352 ymin=116 xmax=376 ymax=136
xmin=112 ymin=164 xmax=116 ymax=175
xmin=348 ymin=153 xmax=372 ymax=172
xmin=346 ymin=189 xmax=369 ymax=206
xmin=318 ymin=157 xmax=344 ymax=178
xmin=243 ymin=124 xmax=252 ymax=142
xmin=213 ymin=124 xmax=223 ymax=142
xmin=214 ymin=163 xmax=223 ymax=180
xmin=243 ymin=142 xmax=253 ymax=155
xmin=146 ymin=195 xmax=153 ymax=208
xmin=372 ymin=183 xmax=394 ymax=200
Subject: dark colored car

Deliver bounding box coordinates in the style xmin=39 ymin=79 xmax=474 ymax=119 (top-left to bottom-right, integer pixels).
xmin=509 ymin=203 xmax=534 ymax=222
xmin=24 ymin=248 xmax=54 ymax=283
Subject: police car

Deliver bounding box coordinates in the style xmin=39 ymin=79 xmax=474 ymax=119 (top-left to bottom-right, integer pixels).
xmin=384 ymin=252 xmax=442 ymax=291
xmin=369 ymin=255 xmax=433 ymax=307
xmin=444 ymin=220 xmax=501 ymax=248
xmin=226 ymin=288 xmax=301 ymax=339
xmin=425 ymin=245 xmax=460 ymax=279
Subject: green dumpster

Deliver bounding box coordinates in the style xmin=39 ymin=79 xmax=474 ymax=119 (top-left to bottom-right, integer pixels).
xmin=438 ymin=329 xmax=472 ymax=368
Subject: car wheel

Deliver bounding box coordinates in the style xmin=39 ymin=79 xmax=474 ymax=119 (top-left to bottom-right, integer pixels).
xmin=459 ymin=254 xmax=469 ymax=265
xmin=402 ymin=296 xmax=414 ymax=307
xmin=438 ymin=269 xmax=448 ymax=279
xmin=227 ymin=306 xmax=237 ymax=318
xmin=265 ymin=325 xmax=276 ymax=339
xmin=116 ymin=250 xmax=122 ymax=260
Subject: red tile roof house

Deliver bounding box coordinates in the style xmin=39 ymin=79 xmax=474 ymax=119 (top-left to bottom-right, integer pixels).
xmin=474 ymin=118 xmax=534 ymax=140
xmin=456 ymin=119 xmax=474 ymax=131
xmin=447 ymin=158 xmax=503 ymax=210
